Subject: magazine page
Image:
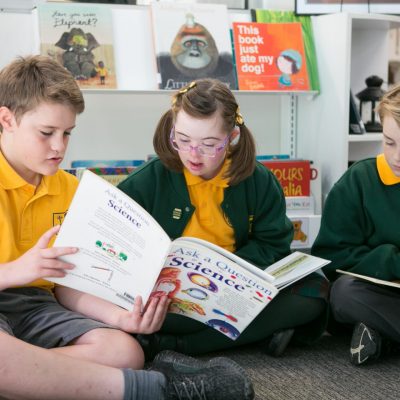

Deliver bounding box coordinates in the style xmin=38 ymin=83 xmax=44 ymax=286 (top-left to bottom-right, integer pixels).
xmin=150 ymin=238 xmax=279 ymax=340
xmin=264 ymin=251 xmax=330 ymax=289
xmin=337 ymin=269 xmax=400 ymax=289
xmin=50 ymin=170 xmax=172 ymax=310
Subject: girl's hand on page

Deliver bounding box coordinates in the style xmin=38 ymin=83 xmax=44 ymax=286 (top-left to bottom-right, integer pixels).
xmin=0 ymin=225 xmax=77 ymax=290
xmin=116 ymin=295 xmax=170 ymax=334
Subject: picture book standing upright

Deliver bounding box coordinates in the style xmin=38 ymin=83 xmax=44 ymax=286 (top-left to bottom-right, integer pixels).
xmin=37 ymin=2 xmax=117 ymax=89
xmin=232 ymin=21 xmax=310 ymax=91
xmin=251 ymin=9 xmax=319 ymax=92
xmin=260 ymin=159 xmax=317 ymax=197
xmin=150 ymin=2 xmax=236 ymax=90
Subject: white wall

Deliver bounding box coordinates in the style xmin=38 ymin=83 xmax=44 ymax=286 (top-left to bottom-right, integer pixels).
xmin=252 ymin=0 xmax=294 ymax=10
xmin=0 ymin=7 xmax=288 ymax=167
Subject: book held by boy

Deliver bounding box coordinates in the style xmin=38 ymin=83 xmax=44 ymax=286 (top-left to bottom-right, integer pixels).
xmin=50 ymin=171 xmax=328 ymax=339
xmin=51 ymin=170 xmax=278 ymax=339
xmin=336 ymin=270 xmax=400 ymax=289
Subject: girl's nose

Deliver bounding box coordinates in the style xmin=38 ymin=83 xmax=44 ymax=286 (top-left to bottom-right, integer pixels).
xmin=189 ymin=145 xmax=201 ymax=155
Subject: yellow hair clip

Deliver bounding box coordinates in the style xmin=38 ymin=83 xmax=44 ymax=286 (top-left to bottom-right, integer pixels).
xmin=235 ymin=107 xmax=244 ymax=126
xmin=172 ymin=81 xmax=196 ymax=108
xmin=179 ymin=81 xmax=196 ymax=95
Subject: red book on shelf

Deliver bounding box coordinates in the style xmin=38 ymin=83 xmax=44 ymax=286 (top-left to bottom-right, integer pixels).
xmin=232 ymin=21 xmax=310 ymax=91
xmin=261 ymin=159 xmax=317 ymax=197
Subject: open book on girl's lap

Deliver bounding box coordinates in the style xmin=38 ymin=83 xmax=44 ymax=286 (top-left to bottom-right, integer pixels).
xmin=50 ymin=170 xmax=328 ymax=339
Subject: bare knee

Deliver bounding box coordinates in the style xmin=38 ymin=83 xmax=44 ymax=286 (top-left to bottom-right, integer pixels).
xmin=73 ymin=328 xmax=145 ymax=369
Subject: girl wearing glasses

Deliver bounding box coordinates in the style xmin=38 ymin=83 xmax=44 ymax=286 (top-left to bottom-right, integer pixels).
xmin=118 ymin=78 xmax=328 ymax=358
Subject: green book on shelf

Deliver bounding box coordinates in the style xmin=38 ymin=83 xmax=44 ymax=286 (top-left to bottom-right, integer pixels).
xmin=251 ymin=10 xmax=320 ymax=92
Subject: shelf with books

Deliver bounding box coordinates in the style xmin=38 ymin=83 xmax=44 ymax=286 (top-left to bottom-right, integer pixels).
xmin=79 ymin=89 xmax=319 ymax=96
xmin=1 ymin=4 xmax=320 ymax=203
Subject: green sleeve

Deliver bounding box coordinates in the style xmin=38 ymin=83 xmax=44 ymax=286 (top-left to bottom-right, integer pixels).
xmin=312 ymin=162 xmax=400 ymax=281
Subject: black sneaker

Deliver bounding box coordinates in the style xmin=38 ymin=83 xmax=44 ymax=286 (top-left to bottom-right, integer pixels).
xmin=264 ymin=328 xmax=295 ymax=357
xmin=350 ymin=322 xmax=381 ymax=366
xmin=136 ymin=334 xmax=159 ymax=362
xmin=150 ymin=350 xmax=255 ymax=400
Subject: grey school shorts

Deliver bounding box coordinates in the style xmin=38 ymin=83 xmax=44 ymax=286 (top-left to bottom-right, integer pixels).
xmin=0 ymin=287 xmax=113 ymax=348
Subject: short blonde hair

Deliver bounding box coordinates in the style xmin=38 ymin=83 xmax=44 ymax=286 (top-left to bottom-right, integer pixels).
xmin=376 ymin=83 xmax=400 ymax=126
xmin=0 ymin=55 xmax=84 ymax=125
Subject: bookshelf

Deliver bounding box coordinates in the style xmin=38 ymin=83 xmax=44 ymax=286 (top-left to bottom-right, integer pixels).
xmin=297 ymin=12 xmax=400 ymax=203
xmin=0 ymin=5 xmax=317 ymax=169
xmin=0 ymin=4 xmax=321 ymax=238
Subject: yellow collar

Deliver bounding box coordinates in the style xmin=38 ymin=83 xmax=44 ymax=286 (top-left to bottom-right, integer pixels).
xmin=0 ymin=150 xmax=60 ymax=194
xmin=377 ymin=153 xmax=400 ymax=185
xmin=184 ymin=158 xmax=230 ymax=188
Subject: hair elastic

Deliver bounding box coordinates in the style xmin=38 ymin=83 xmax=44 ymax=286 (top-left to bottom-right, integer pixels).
xmin=235 ymin=106 xmax=244 ymax=126
xmin=171 ymin=81 xmax=197 ymax=108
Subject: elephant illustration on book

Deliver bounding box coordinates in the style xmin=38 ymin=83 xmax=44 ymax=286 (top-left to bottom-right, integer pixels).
xmin=55 ymin=27 xmax=99 ymax=80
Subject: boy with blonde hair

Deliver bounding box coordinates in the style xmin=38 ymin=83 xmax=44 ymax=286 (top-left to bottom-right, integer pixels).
xmin=312 ymin=83 xmax=400 ymax=366
xmin=0 ymin=55 xmax=254 ymax=400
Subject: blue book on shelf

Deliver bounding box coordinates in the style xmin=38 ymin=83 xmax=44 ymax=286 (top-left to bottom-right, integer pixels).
xmin=256 ymin=154 xmax=290 ymax=161
xmin=71 ymin=160 xmax=144 ymax=168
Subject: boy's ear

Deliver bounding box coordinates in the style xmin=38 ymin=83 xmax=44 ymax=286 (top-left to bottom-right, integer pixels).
xmin=0 ymin=107 xmax=16 ymax=131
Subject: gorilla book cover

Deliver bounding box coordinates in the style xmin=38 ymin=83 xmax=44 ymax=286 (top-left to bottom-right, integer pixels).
xmin=37 ymin=2 xmax=117 ymax=89
xmin=150 ymin=2 xmax=237 ymax=90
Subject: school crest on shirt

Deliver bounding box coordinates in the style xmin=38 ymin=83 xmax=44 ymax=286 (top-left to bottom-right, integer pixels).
xmin=53 ymin=211 xmax=68 ymax=226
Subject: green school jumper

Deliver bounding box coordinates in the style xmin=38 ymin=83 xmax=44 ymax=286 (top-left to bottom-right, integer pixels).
xmin=313 ymin=156 xmax=400 ymax=282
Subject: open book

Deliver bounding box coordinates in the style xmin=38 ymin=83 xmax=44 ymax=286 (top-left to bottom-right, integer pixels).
xmin=51 ymin=170 xmax=327 ymax=339
xmin=337 ymin=269 xmax=400 ymax=289
xmin=266 ymin=251 xmax=330 ymax=289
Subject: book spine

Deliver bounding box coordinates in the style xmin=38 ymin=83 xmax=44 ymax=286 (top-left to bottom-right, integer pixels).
xmin=285 ymin=196 xmax=315 ymax=215
xmin=261 ymin=160 xmax=311 ymax=197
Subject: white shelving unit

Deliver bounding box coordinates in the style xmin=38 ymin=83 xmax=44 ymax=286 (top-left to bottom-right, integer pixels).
xmin=0 ymin=5 xmax=312 ymax=171
xmin=297 ymin=12 xmax=400 ymax=203
xmin=66 ymin=90 xmax=303 ymax=168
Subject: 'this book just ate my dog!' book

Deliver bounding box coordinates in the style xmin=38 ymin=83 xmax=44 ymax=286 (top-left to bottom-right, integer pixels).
xmin=50 ymin=171 xmax=328 ymax=339
xmin=232 ymin=21 xmax=310 ymax=91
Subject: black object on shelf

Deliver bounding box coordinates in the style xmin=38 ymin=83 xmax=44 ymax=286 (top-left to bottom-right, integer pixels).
xmin=356 ymin=75 xmax=385 ymax=132
xmin=349 ymin=90 xmax=366 ymax=134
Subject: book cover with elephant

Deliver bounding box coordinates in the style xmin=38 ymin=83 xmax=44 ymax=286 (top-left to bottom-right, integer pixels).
xmin=150 ymin=2 xmax=237 ymax=90
xmin=37 ymin=3 xmax=117 ymax=89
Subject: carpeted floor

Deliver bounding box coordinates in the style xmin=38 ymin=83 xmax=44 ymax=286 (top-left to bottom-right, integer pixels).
xmin=209 ymin=334 xmax=400 ymax=400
